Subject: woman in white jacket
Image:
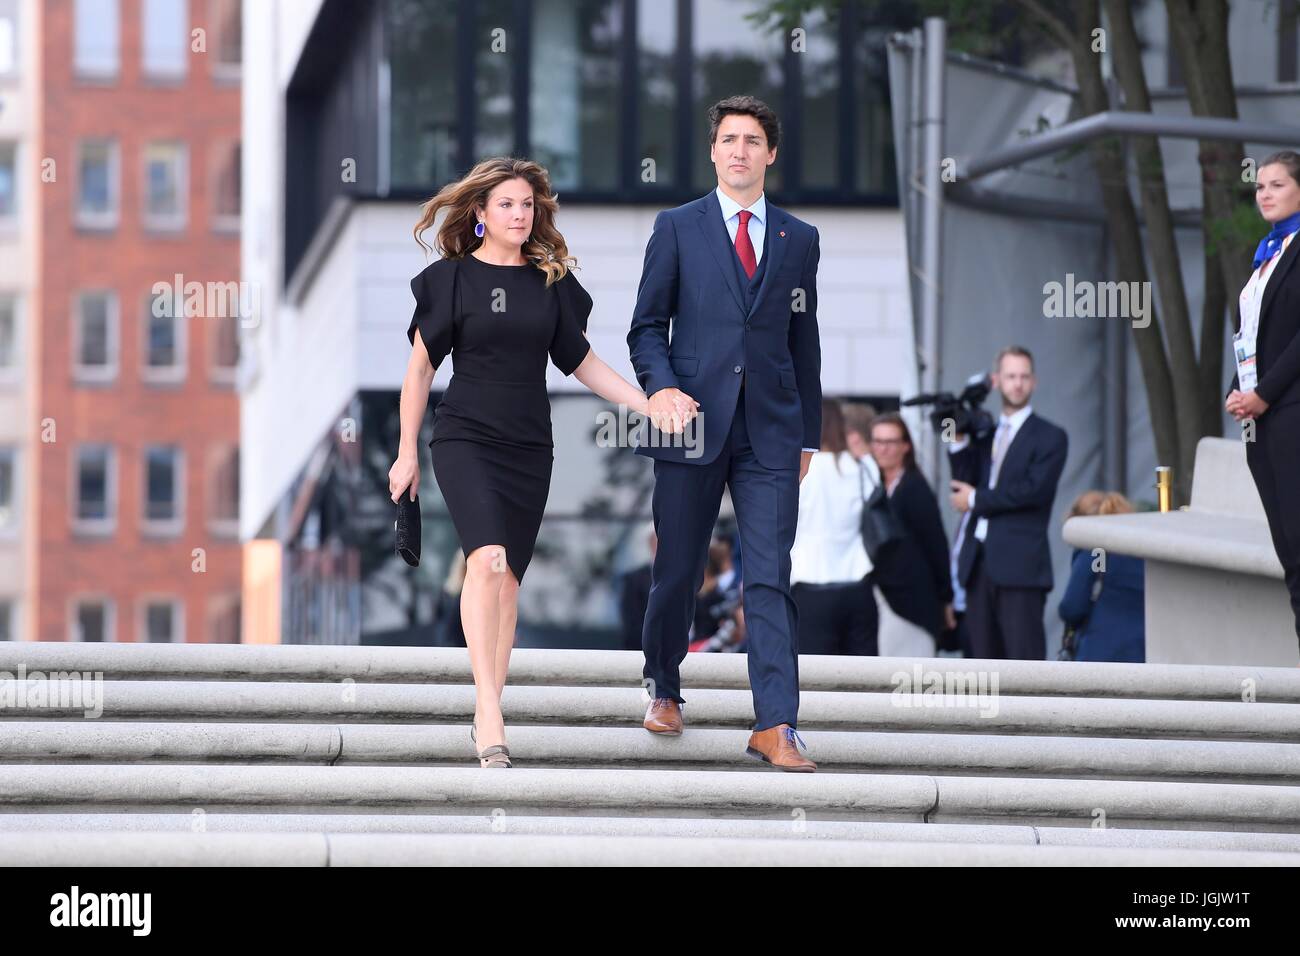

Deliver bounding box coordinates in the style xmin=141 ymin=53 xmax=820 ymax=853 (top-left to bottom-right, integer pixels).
xmin=790 ymin=400 xmax=881 ymax=655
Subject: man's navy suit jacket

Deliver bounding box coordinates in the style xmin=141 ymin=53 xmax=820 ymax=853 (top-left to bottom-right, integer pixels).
xmin=626 ymin=190 xmax=822 ymax=470
xmin=950 ymin=413 xmax=1068 ymax=590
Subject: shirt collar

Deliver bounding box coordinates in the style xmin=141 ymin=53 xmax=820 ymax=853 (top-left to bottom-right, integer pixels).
xmin=715 ymin=185 xmax=766 ymax=225
xmin=999 ymin=405 xmax=1033 ymax=429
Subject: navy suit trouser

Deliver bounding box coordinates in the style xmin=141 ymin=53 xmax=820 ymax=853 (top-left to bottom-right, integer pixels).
xmin=641 ymin=383 xmax=801 ymax=731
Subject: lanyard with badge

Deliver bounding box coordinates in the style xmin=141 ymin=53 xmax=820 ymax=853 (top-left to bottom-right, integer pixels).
xmin=1236 ymin=230 xmax=1296 ymax=391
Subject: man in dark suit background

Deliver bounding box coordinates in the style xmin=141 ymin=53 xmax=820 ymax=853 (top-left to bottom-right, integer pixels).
xmin=627 ymin=94 xmax=822 ymax=771
xmin=947 ymin=346 xmax=1068 ymax=660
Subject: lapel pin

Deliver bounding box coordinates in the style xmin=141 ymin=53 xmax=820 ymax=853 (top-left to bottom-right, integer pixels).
xmin=779 ymin=230 xmax=786 ymax=237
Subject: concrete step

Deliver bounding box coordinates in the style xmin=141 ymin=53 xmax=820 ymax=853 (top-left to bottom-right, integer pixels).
xmin=3 ymin=764 xmax=1300 ymax=831
xmin=5 ymin=812 xmax=1300 ymax=851
xmin=2 ymin=722 xmax=1299 ymax=784
xmin=4 ymin=643 xmax=1299 ymax=701
xmin=5 ymin=680 xmax=1298 ymax=741
xmin=0 ymin=830 xmax=1294 ymax=865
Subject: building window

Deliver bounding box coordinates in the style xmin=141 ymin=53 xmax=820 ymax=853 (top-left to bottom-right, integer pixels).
xmin=73 ymin=291 xmax=118 ymax=383
xmin=529 ymin=0 xmax=621 ymax=192
xmin=388 ymin=0 xmax=458 ymax=190
xmin=210 ymin=0 xmax=242 ymax=80
xmin=208 ymin=444 xmax=239 ymax=535
xmin=74 ymin=0 xmax=120 ymax=80
xmin=76 ymin=139 xmax=119 ymax=229
xmin=0 ymin=446 xmax=15 ymax=535
xmin=0 ymin=294 xmax=18 ymax=383
xmin=212 ymin=140 xmax=240 ymax=232
xmin=208 ymin=593 xmax=241 ymax=643
xmin=0 ymin=141 xmax=15 ymax=223
xmin=142 ymin=0 xmax=187 ymax=79
xmin=0 ymin=599 xmax=12 ymax=641
xmin=692 ymin=0 xmax=786 ymax=192
xmin=142 ymin=444 xmax=183 ymax=531
xmin=473 ymin=0 xmax=517 ymax=161
xmin=0 ymin=0 xmax=18 ymax=79
xmin=142 ymin=287 xmax=185 ymax=384
xmin=210 ymin=314 xmax=239 ymax=385
xmin=70 ymin=597 xmax=115 ymax=642
xmin=637 ymin=0 xmax=678 ymax=188
xmin=140 ymin=598 xmax=183 ymax=642
xmin=73 ymin=444 xmax=115 ymax=532
xmin=142 ymin=141 xmax=187 ymax=231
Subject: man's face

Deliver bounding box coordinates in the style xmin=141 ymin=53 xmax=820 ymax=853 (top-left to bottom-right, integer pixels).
xmin=711 ymin=114 xmax=776 ymax=192
xmin=992 ymin=354 xmax=1035 ymax=409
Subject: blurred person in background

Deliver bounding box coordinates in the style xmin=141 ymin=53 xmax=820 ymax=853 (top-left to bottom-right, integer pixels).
xmin=841 ymin=401 xmax=877 ymax=461
xmin=1058 ymin=492 xmax=1145 ymax=663
xmin=791 ymin=400 xmax=880 ymax=655
xmin=1226 ymin=150 xmax=1300 ymax=656
xmin=691 ymin=537 xmax=746 ymax=652
xmin=868 ymin=412 xmax=954 ymax=657
xmin=618 ymin=524 xmax=656 ymax=651
xmin=948 ymin=346 xmax=1068 ymax=660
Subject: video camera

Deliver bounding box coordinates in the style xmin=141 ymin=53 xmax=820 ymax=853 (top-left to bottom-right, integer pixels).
xmin=901 ymin=371 xmax=996 ymax=441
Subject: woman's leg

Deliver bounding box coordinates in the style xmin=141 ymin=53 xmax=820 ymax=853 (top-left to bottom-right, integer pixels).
xmin=495 ymin=570 xmax=520 ymax=700
xmin=462 ymin=545 xmax=509 ymax=751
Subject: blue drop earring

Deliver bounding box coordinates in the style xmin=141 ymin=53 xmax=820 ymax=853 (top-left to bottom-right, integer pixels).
xmin=474 ymin=221 xmax=485 ymax=238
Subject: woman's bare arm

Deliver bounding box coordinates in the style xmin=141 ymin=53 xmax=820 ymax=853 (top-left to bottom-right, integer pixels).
xmin=390 ymin=339 xmax=436 ymax=501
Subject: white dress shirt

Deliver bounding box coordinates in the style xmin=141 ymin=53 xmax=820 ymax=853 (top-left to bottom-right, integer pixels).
xmin=947 ymin=404 xmax=1033 ymax=542
xmin=714 ymin=186 xmax=817 ymax=453
xmin=1238 ymin=228 xmax=1297 ymax=373
xmin=790 ymin=451 xmax=878 ymax=584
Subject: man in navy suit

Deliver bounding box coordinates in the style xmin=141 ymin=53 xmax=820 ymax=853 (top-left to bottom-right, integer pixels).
xmin=627 ymin=95 xmax=822 ymax=771
xmin=947 ymin=346 xmax=1068 ymax=660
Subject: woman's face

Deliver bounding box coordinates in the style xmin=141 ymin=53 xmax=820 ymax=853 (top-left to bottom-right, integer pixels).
xmin=1256 ymin=163 xmax=1300 ymax=224
xmin=870 ymin=423 xmax=909 ymax=472
xmin=478 ymin=177 xmax=535 ymax=248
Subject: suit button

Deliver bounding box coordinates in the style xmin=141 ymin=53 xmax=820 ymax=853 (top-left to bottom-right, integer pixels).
xmin=745 ymin=322 xmax=751 ymax=329
xmin=733 ymin=365 xmax=743 ymax=373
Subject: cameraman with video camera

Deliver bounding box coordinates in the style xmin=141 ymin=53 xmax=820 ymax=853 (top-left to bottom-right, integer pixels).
xmin=936 ymin=346 xmax=1068 ymax=660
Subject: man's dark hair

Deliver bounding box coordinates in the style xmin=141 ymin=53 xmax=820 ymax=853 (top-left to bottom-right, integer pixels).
xmin=707 ymin=95 xmax=781 ymax=151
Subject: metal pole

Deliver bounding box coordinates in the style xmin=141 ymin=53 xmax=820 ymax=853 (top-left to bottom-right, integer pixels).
xmin=918 ymin=17 xmax=946 ymax=484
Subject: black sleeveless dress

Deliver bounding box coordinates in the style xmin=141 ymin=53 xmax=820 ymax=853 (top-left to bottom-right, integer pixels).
xmin=406 ymin=253 xmax=592 ymax=584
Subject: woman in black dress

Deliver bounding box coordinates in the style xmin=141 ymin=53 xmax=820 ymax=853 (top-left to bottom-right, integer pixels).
xmin=388 ymin=158 xmax=697 ymax=767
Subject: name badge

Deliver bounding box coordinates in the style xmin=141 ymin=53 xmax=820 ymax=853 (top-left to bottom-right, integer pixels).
xmin=1233 ymin=329 xmax=1258 ymax=392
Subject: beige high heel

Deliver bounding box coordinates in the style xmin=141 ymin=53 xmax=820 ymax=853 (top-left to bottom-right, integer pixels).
xmin=477 ymin=744 xmax=511 ymax=768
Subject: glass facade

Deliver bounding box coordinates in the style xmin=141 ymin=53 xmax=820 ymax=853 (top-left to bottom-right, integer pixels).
xmin=380 ymin=0 xmax=904 ymax=204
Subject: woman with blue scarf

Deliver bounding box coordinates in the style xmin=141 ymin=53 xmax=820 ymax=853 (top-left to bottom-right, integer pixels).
xmin=1226 ymin=150 xmax=1300 ymax=655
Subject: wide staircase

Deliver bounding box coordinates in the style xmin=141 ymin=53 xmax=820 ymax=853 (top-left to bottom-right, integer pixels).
xmin=1 ymin=643 xmax=1299 ymax=864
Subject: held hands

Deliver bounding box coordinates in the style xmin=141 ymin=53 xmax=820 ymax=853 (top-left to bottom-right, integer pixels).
xmin=646 ymin=387 xmax=700 ymax=434
xmin=388 ymin=452 xmax=419 ymax=503
xmin=949 ymin=480 xmax=975 ymax=513
xmin=1226 ymin=388 xmax=1269 ymax=421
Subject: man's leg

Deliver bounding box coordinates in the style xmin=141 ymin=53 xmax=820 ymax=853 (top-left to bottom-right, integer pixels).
xmin=964 ymin=544 xmax=1002 ymax=659
xmin=999 ymin=586 xmax=1048 ymax=660
xmin=641 ymin=445 xmax=729 ymax=705
xmin=727 ymin=406 xmax=801 ymax=731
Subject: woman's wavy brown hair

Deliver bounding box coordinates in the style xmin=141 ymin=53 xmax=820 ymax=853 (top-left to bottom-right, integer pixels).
xmin=412 ymin=156 xmax=576 ymax=287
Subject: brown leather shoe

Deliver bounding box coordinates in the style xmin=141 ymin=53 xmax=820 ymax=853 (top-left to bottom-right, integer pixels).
xmin=643 ymin=697 xmax=683 ymax=735
xmin=745 ymin=724 xmax=816 ymax=772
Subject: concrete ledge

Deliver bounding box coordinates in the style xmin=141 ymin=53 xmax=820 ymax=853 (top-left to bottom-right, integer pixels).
xmin=2 ymin=723 xmax=1298 ymax=783
xmin=3 ymin=644 xmax=1299 ymax=701
xmin=3 ymin=765 xmax=1299 ymax=830
xmin=4 ymin=682 xmax=1297 ymax=740
xmin=0 ymin=831 xmax=1293 ymax=865
xmin=1064 ymin=511 xmax=1283 ymax=580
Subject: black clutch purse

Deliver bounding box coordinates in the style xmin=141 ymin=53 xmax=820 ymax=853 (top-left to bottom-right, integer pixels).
xmin=395 ymin=492 xmax=421 ymax=567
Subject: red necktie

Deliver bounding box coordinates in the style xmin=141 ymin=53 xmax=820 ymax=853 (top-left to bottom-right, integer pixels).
xmin=735 ymin=209 xmax=757 ymax=279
